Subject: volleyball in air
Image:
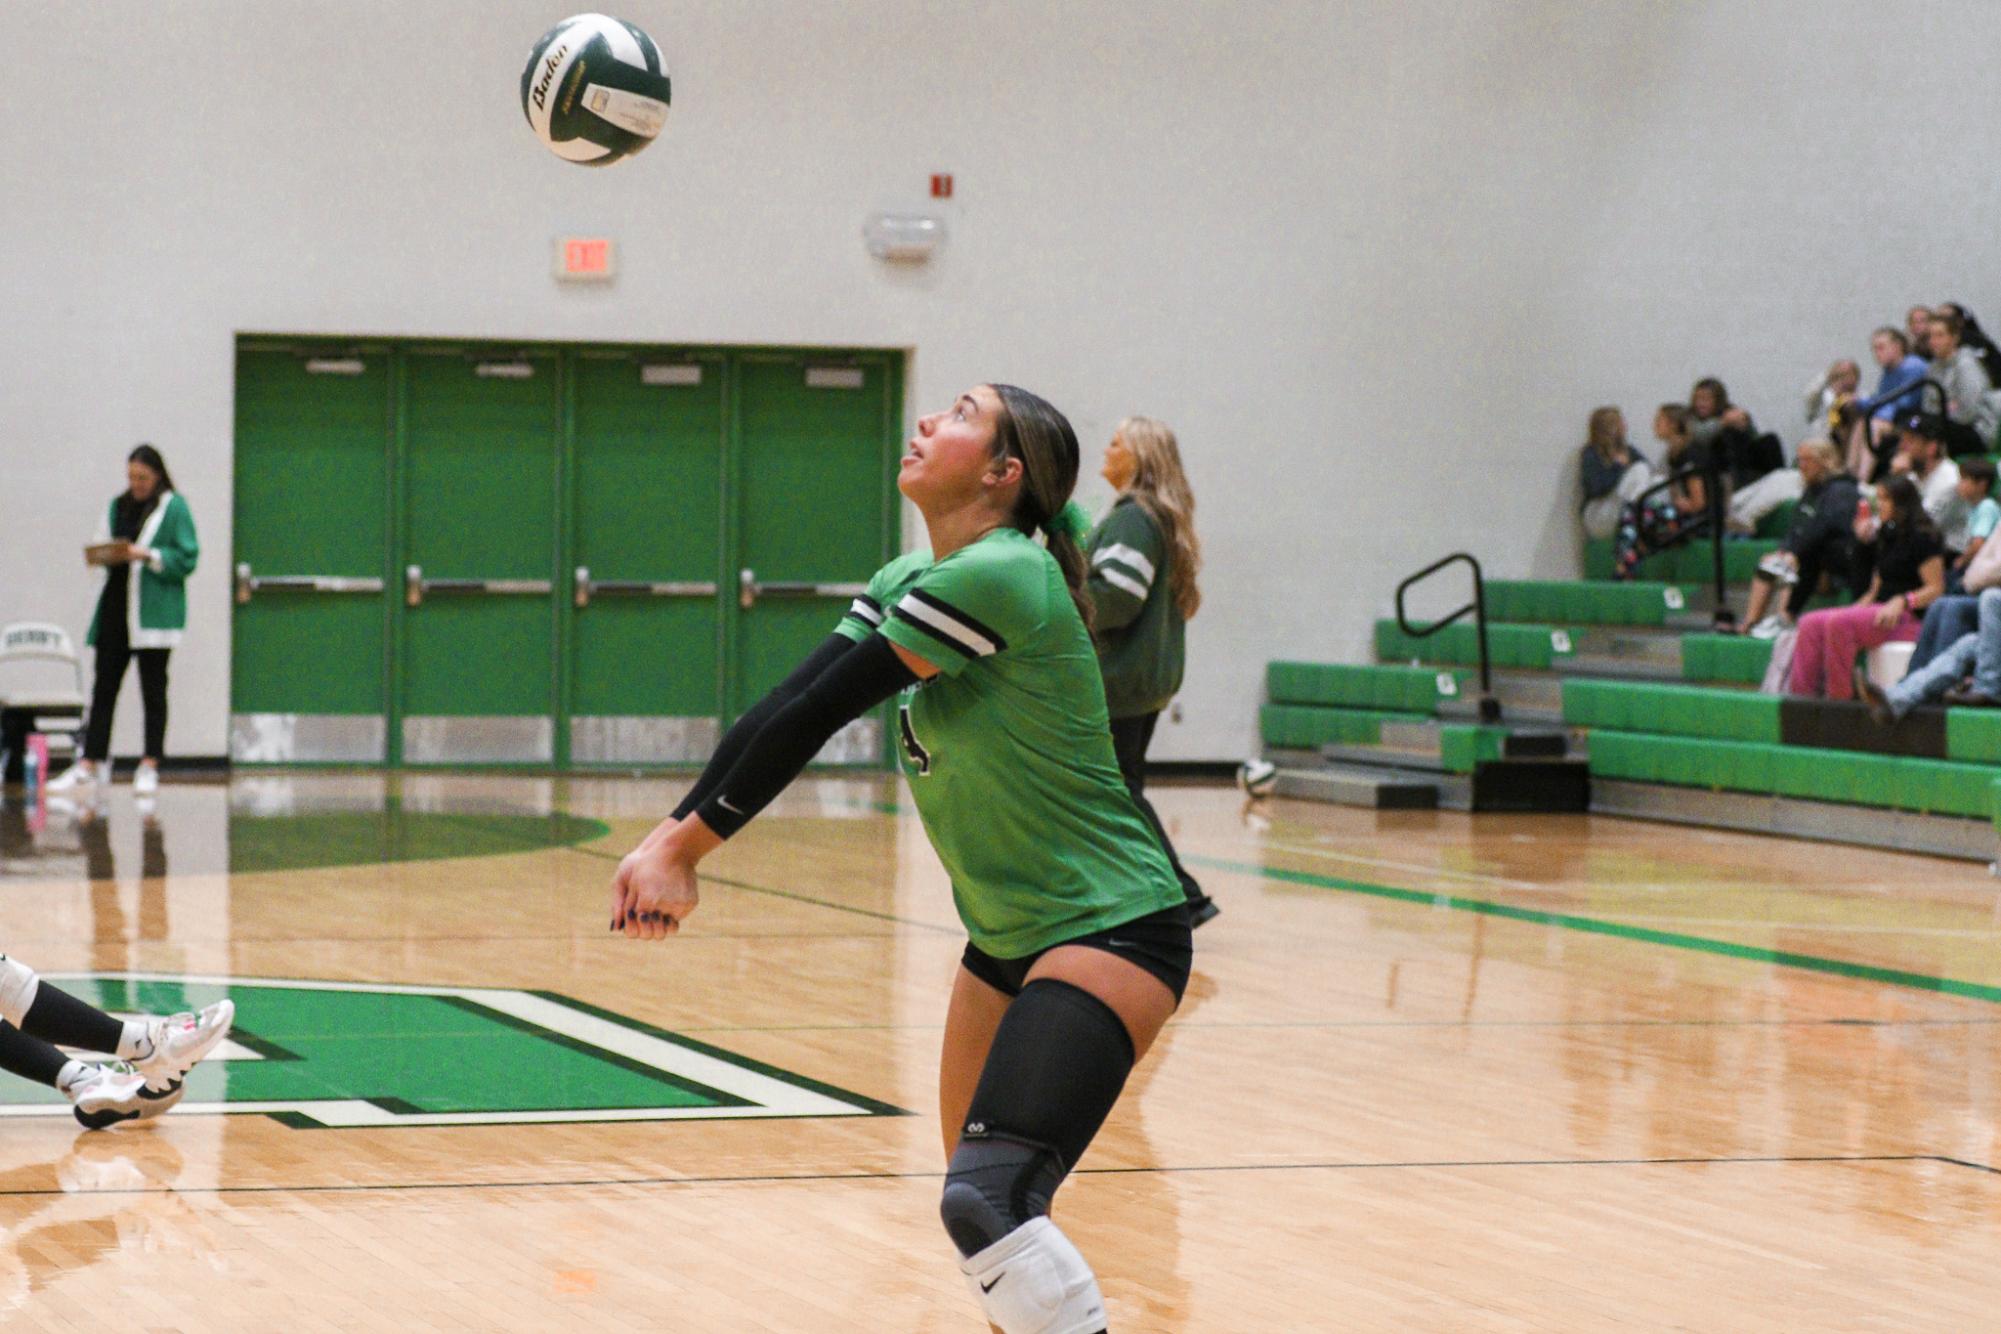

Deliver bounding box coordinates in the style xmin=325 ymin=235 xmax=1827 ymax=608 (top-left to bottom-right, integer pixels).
xmin=520 ymin=14 xmax=672 ymax=166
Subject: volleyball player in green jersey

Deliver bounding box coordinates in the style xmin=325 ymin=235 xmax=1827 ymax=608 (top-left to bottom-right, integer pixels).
xmin=1085 ymin=415 xmax=1217 ymax=926
xmin=611 ymin=383 xmax=1191 ymax=1333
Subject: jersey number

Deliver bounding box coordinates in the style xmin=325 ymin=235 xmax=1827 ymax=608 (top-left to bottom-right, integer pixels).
xmin=897 ymin=702 xmax=933 ymax=776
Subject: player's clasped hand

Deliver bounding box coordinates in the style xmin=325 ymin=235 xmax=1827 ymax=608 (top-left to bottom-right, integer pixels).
xmin=609 ymin=815 xmax=708 ymax=940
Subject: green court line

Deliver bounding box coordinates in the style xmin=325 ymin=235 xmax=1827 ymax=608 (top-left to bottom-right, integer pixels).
xmin=1189 ymin=856 xmax=2001 ymax=1007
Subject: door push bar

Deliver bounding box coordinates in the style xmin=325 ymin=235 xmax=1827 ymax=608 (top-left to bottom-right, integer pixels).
xmin=234 ymin=562 xmax=385 ymax=606
xmin=403 ymin=565 xmax=554 ymax=608
xmin=737 ymin=569 xmax=869 ymax=610
xmin=572 ymin=566 xmax=719 ymax=609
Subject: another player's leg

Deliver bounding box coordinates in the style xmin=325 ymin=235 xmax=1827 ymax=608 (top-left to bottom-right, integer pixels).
xmin=0 ymin=953 xmax=233 ymax=1095
xmin=1108 ymin=713 xmax=1218 ymax=927
xmin=0 ymin=1024 xmax=182 ymax=1129
xmin=127 ymin=1000 xmax=236 ymax=1091
xmin=941 ymin=946 xmax=1179 ymax=1334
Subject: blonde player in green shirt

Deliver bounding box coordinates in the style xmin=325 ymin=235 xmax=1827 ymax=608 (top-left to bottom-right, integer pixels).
xmin=1086 ymin=416 xmax=1216 ymax=926
xmin=612 ymin=384 xmax=1191 ymax=1333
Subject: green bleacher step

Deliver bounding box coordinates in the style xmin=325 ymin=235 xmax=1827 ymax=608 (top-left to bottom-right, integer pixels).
xmin=1679 ymin=634 xmax=1773 ymax=685
xmin=1374 ymin=620 xmax=1576 ymax=671
xmin=1482 ymin=580 xmax=1700 ymax=628
xmin=1583 ymin=537 xmax=1779 ymax=584
xmin=1587 ymin=730 xmax=2000 ymax=819
xmin=1266 ymin=662 xmax=1468 ymax=713
xmin=1260 ymin=704 xmax=1428 ymax=750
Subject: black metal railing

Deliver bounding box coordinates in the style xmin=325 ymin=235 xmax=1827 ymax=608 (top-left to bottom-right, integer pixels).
xmin=1394 ymin=552 xmax=1501 ymax=723
xmin=1627 ymin=456 xmax=1733 ymax=630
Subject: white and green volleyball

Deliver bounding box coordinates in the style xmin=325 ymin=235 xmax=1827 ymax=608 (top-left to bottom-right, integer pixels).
xmin=520 ymin=14 xmax=672 ymax=166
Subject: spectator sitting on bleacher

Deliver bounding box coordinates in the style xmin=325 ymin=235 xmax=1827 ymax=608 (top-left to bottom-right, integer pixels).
xmin=1714 ymin=405 xmax=1784 ymax=492
xmin=1726 ymin=452 xmax=1805 ymax=537
xmin=1737 ymin=439 xmax=1862 ymax=637
xmin=1888 ymin=414 xmax=1969 ymax=555
xmin=1788 ymin=474 xmax=1943 ymax=701
xmin=1612 ymin=405 xmax=1709 ymax=580
xmin=1687 ymin=378 xmax=1730 ymax=452
xmin=1843 ymin=328 xmax=1931 ymax=482
xmin=1861 ymin=585 xmax=2001 ymax=722
xmin=1897 ymin=490 xmax=2001 ymax=675
xmin=1934 ymin=302 xmax=2001 ymax=386
xmin=1908 ymin=305 xmax=1934 ymax=359
xmin=1803 ymin=359 xmax=1860 ymax=432
xmin=1578 ymin=406 xmax=1657 ymax=541
xmin=1924 ymin=309 xmax=1998 ymax=456
xmin=1947 ymin=458 xmax=2000 ymax=593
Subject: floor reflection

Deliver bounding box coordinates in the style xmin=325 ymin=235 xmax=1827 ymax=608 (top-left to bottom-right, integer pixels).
xmin=0 ymin=777 xmax=608 ymax=882
xmin=0 ymin=1132 xmax=209 ymax=1310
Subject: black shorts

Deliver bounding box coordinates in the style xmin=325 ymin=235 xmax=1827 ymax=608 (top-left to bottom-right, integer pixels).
xmin=960 ymin=903 xmax=1193 ymax=1004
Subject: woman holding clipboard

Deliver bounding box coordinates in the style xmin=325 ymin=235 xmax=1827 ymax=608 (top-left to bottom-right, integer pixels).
xmin=47 ymin=446 xmax=198 ymax=797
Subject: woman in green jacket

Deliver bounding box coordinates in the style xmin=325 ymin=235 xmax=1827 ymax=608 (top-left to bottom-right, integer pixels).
xmin=1087 ymin=417 xmax=1216 ymax=925
xmin=47 ymin=445 xmax=199 ymax=798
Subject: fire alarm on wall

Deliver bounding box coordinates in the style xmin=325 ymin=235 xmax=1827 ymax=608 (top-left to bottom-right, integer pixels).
xmin=930 ymin=174 xmax=953 ymax=199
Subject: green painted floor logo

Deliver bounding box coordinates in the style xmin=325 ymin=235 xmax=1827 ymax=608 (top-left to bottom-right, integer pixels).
xmin=3 ymin=975 xmax=902 ymax=1129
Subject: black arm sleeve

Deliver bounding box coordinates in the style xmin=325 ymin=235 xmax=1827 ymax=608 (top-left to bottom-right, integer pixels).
xmin=694 ymin=634 xmax=918 ymax=839
xmin=671 ymin=634 xmax=859 ymax=820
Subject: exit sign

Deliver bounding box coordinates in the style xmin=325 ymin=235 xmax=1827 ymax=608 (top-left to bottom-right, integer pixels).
xmin=554 ymin=236 xmax=616 ymax=282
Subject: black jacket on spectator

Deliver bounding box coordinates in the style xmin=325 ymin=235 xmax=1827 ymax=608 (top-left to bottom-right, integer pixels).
xmin=1717 ymin=420 xmax=1786 ymax=489
xmin=1781 ymin=473 xmax=1865 ymax=617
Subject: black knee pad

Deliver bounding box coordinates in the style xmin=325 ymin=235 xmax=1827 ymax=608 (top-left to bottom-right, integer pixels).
xmin=941 ymin=1134 xmax=1065 ymax=1259
xmin=940 ymin=978 xmax=1137 ymax=1259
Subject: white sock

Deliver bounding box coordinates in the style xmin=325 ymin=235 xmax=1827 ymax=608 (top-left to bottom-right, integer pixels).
xmin=55 ymin=1060 xmax=87 ymax=1094
xmin=115 ymin=1020 xmax=153 ymax=1062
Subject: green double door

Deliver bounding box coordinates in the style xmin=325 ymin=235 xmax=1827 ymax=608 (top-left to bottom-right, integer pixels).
xmin=231 ymin=340 xmax=901 ymax=768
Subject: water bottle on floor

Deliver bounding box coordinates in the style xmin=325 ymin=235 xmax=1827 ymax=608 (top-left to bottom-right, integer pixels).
xmin=23 ymin=734 xmax=47 ymax=795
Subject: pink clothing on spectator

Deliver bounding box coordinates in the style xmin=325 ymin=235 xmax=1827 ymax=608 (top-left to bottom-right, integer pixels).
xmin=1788 ymin=603 xmax=1921 ymax=700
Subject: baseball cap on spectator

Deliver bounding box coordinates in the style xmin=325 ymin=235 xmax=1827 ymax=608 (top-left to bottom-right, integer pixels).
xmin=1900 ymin=411 xmax=1947 ymax=441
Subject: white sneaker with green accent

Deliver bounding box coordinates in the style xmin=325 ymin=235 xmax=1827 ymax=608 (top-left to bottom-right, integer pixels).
xmin=62 ymin=1062 xmax=186 ymax=1130
xmin=133 ymin=999 xmax=235 ymax=1092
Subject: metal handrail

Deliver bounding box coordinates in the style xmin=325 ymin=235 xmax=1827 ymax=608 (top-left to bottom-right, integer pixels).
xmin=1393 ymin=552 xmax=1500 ymax=723
xmin=1626 ymin=457 xmax=1733 ymax=630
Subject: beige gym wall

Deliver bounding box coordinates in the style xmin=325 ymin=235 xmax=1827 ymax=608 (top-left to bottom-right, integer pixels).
xmin=4 ymin=1 xmax=1997 ymax=760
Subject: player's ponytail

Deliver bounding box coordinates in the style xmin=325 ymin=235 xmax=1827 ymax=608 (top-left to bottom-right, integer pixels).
xmin=990 ymin=383 xmax=1094 ymax=634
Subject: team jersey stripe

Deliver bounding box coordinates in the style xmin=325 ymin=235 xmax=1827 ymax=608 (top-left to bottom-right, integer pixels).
xmin=905 ymin=587 xmax=1006 ymax=652
xmin=904 ymin=588 xmax=1008 ymax=652
xmin=1092 ymin=542 xmax=1156 ymax=585
xmin=892 ymin=605 xmax=982 ymax=659
xmin=1096 ymin=566 xmax=1149 ymax=600
xmin=847 ymin=595 xmax=885 ymax=627
xmin=894 ymin=589 xmax=1005 ymax=658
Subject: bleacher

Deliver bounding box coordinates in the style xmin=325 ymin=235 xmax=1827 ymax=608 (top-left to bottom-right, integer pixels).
xmin=1258 ymin=530 xmax=2001 ymax=861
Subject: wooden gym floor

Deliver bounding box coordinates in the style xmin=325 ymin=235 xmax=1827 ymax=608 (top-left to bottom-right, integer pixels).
xmin=0 ymin=771 xmax=1995 ymax=1330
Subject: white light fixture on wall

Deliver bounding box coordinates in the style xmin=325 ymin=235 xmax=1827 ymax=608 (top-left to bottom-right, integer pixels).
xmin=863 ymin=212 xmax=945 ymax=263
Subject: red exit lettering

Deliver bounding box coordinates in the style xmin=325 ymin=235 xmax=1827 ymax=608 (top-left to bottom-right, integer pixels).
xmin=564 ymin=239 xmax=609 ymax=273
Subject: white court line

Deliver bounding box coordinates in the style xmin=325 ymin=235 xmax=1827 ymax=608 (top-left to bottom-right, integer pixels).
xmin=39 ymin=974 xmax=879 ymax=1122
xmin=0 ymin=1101 xmax=866 ymax=1126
